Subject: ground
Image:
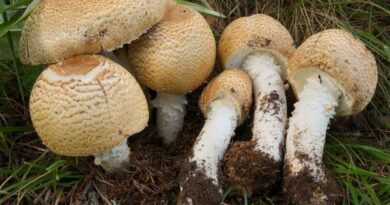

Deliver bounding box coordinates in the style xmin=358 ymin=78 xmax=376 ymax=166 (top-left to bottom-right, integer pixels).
xmin=0 ymin=0 xmax=389 ymax=204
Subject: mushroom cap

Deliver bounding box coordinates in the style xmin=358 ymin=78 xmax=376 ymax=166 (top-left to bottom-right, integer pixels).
xmin=219 ymin=14 xmax=295 ymax=78
xmin=199 ymin=69 xmax=253 ymax=124
xmin=128 ymin=4 xmax=216 ymax=95
xmin=19 ymin=0 xmax=172 ymax=65
xmin=29 ymin=55 xmax=149 ymax=156
xmin=288 ymin=29 xmax=378 ymax=116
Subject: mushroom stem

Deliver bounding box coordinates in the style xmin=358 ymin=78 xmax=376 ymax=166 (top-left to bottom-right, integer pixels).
xmin=94 ymin=139 xmax=130 ymax=173
xmin=223 ymin=52 xmax=287 ymax=193
xmin=243 ymin=52 xmax=287 ymax=161
xmin=152 ymin=92 xmax=187 ymax=144
xmin=179 ymin=98 xmax=238 ymax=204
xmin=284 ymin=74 xmax=341 ymax=203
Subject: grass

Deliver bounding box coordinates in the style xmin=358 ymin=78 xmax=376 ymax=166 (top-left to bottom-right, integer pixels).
xmin=0 ymin=0 xmax=389 ymax=204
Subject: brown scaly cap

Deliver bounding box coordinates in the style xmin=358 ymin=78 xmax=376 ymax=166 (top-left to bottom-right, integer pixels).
xmin=219 ymin=14 xmax=295 ymax=78
xmin=29 ymin=55 xmax=149 ymax=156
xmin=288 ymin=29 xmax=378 ymax=116
xmin=19 ymin=0 xmax=172 ymax=65
xmin=128 ymin=4 xmax=216 ymax=95
xmin=199 ymin=69 xmax=253 ymax=124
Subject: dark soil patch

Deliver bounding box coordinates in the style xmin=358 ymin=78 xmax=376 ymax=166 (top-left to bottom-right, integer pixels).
xmin=178 ymin=161 xmax=222 ymax=205
xmin=283 ymin=162 xmax=342 ymax=205
xmin=257 ymin=90 xmax=281 ymax=117
xmin=90 ymin=91 xmax=205 ymax=204
xmin=93 ymin=120 xmax=200 ymax=204
xmin=223 ymin=141 xmax=280 ymax=195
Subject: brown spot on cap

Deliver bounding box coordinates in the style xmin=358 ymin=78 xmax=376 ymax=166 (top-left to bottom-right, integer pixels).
xmin=51 ymin=55 xmax=102 ymax=75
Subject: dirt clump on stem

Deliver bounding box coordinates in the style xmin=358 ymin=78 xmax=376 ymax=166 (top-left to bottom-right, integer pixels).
xmin=283 ymin=160 xmax=342 ymax=205
xmin=223 ymin=141 xmax=280 ymax=195
xmin=178 ymin=160 xmax=222 ymax=205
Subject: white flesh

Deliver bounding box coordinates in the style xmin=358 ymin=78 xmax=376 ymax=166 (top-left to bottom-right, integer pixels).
xmin=285 ymin=74 xmax=341 ymax=181
xmin=152 ymin=92 xmax=187 ymax=144
xmin=94 ymin=139 xmax=130 ymax=173
xmin=189 ymin=98 xmax=238 ymax=182
xmin=242 ymin=52 xmax=287 ymax=162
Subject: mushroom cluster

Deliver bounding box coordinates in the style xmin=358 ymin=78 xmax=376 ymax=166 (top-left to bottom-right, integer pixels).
xmin=21 ymin=0 xmax=216 ymax=173
xmin=21 ymin=0 xmax=172 ymax=173
xmin=21 ymin=0 xmax=379 ymax=204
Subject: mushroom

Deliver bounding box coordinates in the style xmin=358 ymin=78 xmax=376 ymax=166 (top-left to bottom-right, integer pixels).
xmin=218 ymin=14 xmax=295 ymax=192
xmin=284 ymin=29 xmax=378 ymax=204
xmin=179 ymin=69 xmax=253 ymax=205
xmin=29 ymin=55 xmax=149 ymax=173
xmin=19 ymin=0 xmax=171 ymax=172
xmin=19 ymin=0 xmax=172 ymax=65
xmin=128 ymin=4 xmax=216 ymax=144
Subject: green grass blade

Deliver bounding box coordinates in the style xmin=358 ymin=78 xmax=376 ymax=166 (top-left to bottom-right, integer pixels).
xmin=0 ymin=125 xmax=33 ymax=133
xmin=0 ymin=0 xmax=32 ymax=14
xmin=0 ymin=0 xmax=41 ymax=38
xmin=176 ymin=0 xmax=226 ymax=18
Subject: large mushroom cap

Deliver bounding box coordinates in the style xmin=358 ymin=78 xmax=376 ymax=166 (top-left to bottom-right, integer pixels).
xmin=128 ymin=4 xmax=216 ymax=95
xmin=199 ymin=69 xmax=253 ymax=124
xmin=19 ymin=0 xmax=172 ymax=65
xmin=219 ymin=14 xmax=295 ymax=78
xmin=29 ymin=55 xmax=149 ymax=156
xmin=288 ymin=29 xmax=378 ymax=116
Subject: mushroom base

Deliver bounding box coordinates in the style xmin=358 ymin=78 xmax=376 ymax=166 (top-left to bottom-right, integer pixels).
xmin=178 ymin=160 xmax=222 ymax=205
xmin=223 ymin=141 xmax=280 ymax=195
xmin=284 ymin=162 xmax=342 ymax=205
xmin=94 ymin=139 xmax=130 ymax=173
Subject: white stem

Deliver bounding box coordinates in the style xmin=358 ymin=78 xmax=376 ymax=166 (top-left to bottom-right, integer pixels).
xmin=285 ymin=74 xmax=340 ymax=181
xmin=190 ymin=98 xmax=238 ymax=182
xmin=242 ymin=52 xmax=287 ymax=162
xmin=94 ymin=139 xmax=130 ymax=173
xmin=152 ymin=92 xmax=187 ymax=144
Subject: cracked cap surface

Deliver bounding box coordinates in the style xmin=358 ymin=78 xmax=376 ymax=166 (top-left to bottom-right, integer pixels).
xmin=288 ymin=29 xmax=378 ymax=115
xmin=19 ymin=0 xmax=172 ymax=65
xmin=29 ymin=55 xmax=149 ymax=156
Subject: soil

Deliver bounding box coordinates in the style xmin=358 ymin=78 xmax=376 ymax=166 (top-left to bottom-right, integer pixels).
xmin=283 ymin=161 xmax=342 ymax=205
xmin=96 ymin=128 xmax=186 ymax=204
xmin=178 ymin=160 xmax=222 ymax=205
xmin=257 ymin=90 xmax=282 ymax=118
xmin=223 ymin=141 xmax=281 ymax=195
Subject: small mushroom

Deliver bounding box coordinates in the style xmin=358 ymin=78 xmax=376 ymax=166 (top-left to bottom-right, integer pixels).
xmin=218 ymin=14 xmax=295 ymax=193
xmin=19 ymin=0 xmax=172 ymax=65
xmin=128 ymin=4 xmax=216 ymax=144
xmin=178 ymin=69 xmax=253 ymax=205
xmin=29 ymin=55 xmax=149 ymax=173
xmin=284 ymin=29 xmax=378 ymax=204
